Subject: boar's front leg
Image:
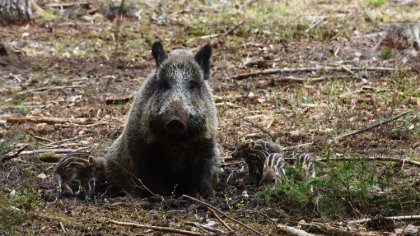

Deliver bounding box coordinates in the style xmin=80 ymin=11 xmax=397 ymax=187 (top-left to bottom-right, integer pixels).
xmin=191 ymin=155 xmax=215 ymax=198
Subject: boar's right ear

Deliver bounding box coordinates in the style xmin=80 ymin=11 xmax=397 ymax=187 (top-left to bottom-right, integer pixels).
xmin=152 ymin=41 xmax=167 ymax=67
xmin=195 ymin=44 xmax=212 ymax=80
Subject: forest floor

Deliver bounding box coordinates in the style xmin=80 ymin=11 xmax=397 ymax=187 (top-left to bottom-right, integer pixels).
xmin=0 ymin=0 xmax=419 ymax=235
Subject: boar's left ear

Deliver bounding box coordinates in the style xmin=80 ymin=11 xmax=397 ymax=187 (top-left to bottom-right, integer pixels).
xmin=195 ymin=44 xmax=212 ymax=80
xmin=152 ymin=41 xmax=167 ymax=67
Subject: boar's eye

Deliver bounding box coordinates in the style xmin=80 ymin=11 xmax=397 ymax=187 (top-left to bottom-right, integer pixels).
xmin=158 ymin=79 xmax=170 ymax=90
xmin=188 ymin=81 xmax=200 ymax=90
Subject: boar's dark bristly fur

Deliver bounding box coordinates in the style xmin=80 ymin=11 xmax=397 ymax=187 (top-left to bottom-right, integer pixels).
xmin=105 ymin=42 xmax=218 ymax=198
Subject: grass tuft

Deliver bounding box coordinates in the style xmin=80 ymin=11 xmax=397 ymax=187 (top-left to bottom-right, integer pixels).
xmin=257 ymin=157 xmax=419 ymax=220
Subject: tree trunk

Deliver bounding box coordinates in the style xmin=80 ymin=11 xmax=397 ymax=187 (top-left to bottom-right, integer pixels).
xmin=0 ymin=0 xmax=36 ymax=24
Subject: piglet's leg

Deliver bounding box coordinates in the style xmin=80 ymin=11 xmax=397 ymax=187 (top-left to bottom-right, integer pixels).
xmin=63 ymin=183 xmax=74 ymax=195
xmin=80 ymin=179 xmax=91 ymax=197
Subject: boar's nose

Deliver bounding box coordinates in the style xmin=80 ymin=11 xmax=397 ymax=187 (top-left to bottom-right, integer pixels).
xmin=165 ymin=119 xmax=186 ymax=135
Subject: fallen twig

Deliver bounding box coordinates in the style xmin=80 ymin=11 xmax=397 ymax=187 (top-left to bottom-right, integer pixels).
xmin=276 ymin=224 xmax=314 ymax=236
xmin=45 ymin=137 xmax=80 ymax=147
xmin=304 ymin=16 xmax=326 ymax=33
xmin=334 ymin=110 xmax=413 ymax=142
xmin=0 ymin=105 xmax=45 ymax=109
xmin=181 ymin=195 xmax=262 ymax=235
xmin=223 ymin=18 xmax=246 ymax=36
xmin=215 ymin=102 xmax=241 ymax=108
xmin=242 ymin=118 xmax=275 ymax=141
xmin=17 ymin=85 xmax=85 ymax=95
xmin=278 ymin=110 xmax=413 ymax=152
xmin=251 ymin=210 xmax=277 ymax=225
xmin=278 ymin=75 xmax=350 ymax=83
xmin=104 ymin=95 xmax=133 ymax=104
xmin=207 ymin=207 xmax=233 ymax=232
xmin=20 ymin=147 xmax=90 ymax=155
xmin=55 ymin=121 xmax=108 ymax=128
xmin=198 ymin=19 xmax=246 ymax=39
xmin=231 ymin=66 xmax=396 ymax=80
xmin=107 ymin=220 xmax=201 ymax=236
xmin=282 ymin=155 xmax=420 ymax=167
xmin=1 ymin=145 xmax=28 ymax=162
xmin=327 ymin=156 xmax=420 ymax=167
xmin=2 ymin=116 xmax=91 ymax=125
xmin=59 ymin=222 xmax=66 ymax=233
xmin=185 ymin=221 xmax=226 ymax=235
xmin=33 ymin=135 xmax=54 ymax=143
xmin=348 ymin=215 xmax=420 ymax=224
xmin=299 ymin=222 xmax=354 ymax=236
xmin=280 ymin=142 xmax=314 ymax=151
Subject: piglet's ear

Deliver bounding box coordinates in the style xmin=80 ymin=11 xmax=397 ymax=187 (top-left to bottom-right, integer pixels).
xmin=194 ymin=44 xmax=212 ymax=80
xmin=152 ymin=41 xmax=167 ymax=67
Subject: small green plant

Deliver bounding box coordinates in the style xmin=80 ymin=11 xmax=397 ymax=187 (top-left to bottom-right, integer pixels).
xmin=18 ymin=107 xmax=30 ymax=115
xmin=158 ymin=196 xmax=167 ymax=219
xmin=257 ymin=177 xmax=313 ymax=207
xmin=224 ymin=192 xmax=234 ymax=210
xmin=379 ymin=47 xmax=395 ymax=59
xmin=8 ymin=98 xmax=27 ymax=106
xmin=366 ymin=0 xmax=387 ymax=8
xmin=224 ymin=192 xmax=245 ymax=210
xmin=235 ymin=199 xmax=245 ymax=210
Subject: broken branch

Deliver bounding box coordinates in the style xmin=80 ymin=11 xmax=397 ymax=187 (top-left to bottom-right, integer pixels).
xmin=278 ymin=75 xmax=350 ymax=83
xmin=17 ymin=85 xmax=85 ymax=95
xmin=198 ymin=19 xmax=245 ymax=39
xmin=348 ymin=215 xmax=420 ymax=224
xmin=181 ymin=195 xmax=263 ymax=235
xmin=280 ymin=142 xmax=314 ymax=151
xmin=207 ymin=207 xmax=233 ymax=232
xmin=1 ymin=145 xmax=28 ymax=162
xmin=299 ymin=222 xmax=354 ymax=236
xmin=278 ymin=110 xmax=413 ymax=152
xmin=282 ymin=155 xmax=420 ymax=167
xmin=242 ymin=118 xmax=275 ymax=141
xmin=2 ymin=116 xmax=91 ymax=125
xmin=231 ymin=66 xmax=396 ymax=80
xmin=334 ymin=110 xmax=413 ymax=142
xmin=107 ymin=220 xmax=201 ymax=236
xmin=223 ymin=18 xmax=246 ymax=36
xmin=20 ymin=147 xmax=90 ymax=155
xmin=185 ymin=221 xmax=226 ymax=235
xmin=305 ymin=16 xmax=326 ymax=33
xmin=276 ymin=224 xmax=315 ymax=236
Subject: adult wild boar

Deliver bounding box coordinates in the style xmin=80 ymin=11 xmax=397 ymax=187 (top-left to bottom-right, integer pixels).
xmin=105 ymin=42 xmax=218 ymax=198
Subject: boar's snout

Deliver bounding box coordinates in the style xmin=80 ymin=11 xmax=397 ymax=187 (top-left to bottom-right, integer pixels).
xmin=163 ymin=102 xmax=189 ymax=136
xmin=165 ymin=119 xmax=186 ymax=135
